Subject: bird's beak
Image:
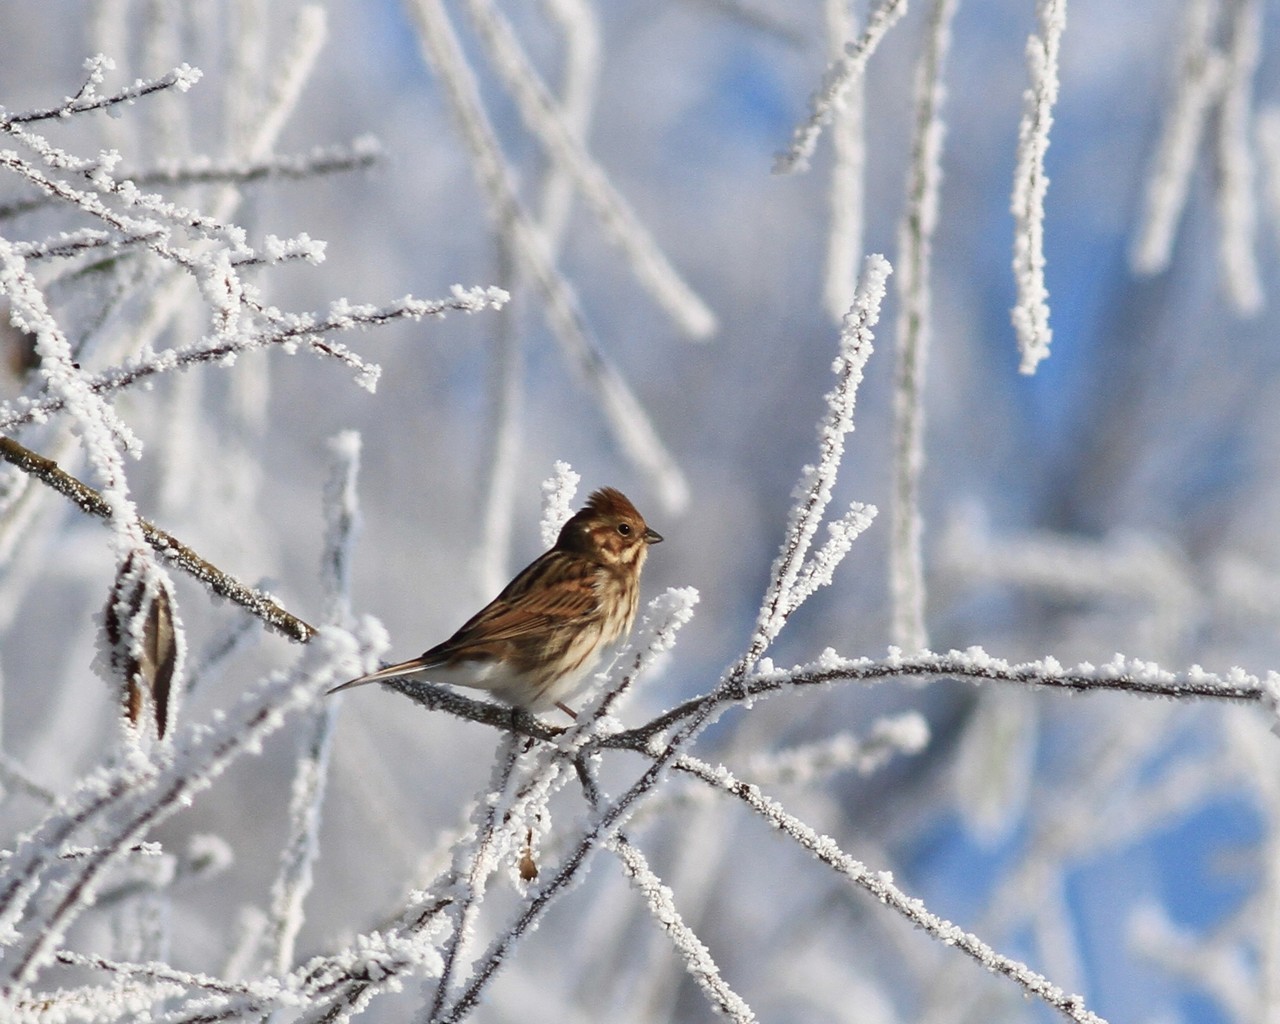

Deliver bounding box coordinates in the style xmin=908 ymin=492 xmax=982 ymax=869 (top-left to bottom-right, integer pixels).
xmin=644 ymin=527 xmax=663 ymax=544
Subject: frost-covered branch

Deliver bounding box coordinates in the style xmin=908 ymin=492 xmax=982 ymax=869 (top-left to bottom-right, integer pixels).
xmin=1260 ymin=106 xmax=1280 ymax=245
xmin=607 ymin=830 xmax=756 ymax=1022
xmin=774 ymin=0 xmax=909 ymax=174
xmin=0 ymin=435 xmax=317 ymax=642
xmin=676 ymin=753 xmax=1108 ymax=1024
xmin=614 ymin=648 xmax=1269 ymax=749
xmin=0 ymin=56 xmax=201 ymax=127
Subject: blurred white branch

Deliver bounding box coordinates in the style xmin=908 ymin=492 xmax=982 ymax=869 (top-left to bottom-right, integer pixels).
xmin=890 ymin=0 xmax=956 ymax=651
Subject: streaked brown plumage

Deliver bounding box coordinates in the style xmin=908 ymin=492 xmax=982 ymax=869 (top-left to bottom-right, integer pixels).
xmin=328 ymin=488 xmax=662 ymax=713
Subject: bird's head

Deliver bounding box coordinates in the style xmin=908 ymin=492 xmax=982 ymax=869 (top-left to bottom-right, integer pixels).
xmin=557 ymin=487 xmax=662 ymax=566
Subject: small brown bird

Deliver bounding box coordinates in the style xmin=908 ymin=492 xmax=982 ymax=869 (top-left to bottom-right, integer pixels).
xmin=329 ymin=488 xmax=662 ymax=713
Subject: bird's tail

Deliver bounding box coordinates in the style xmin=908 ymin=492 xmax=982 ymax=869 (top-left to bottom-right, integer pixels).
xmin=327 ymin=657 xmax=428 ymax=696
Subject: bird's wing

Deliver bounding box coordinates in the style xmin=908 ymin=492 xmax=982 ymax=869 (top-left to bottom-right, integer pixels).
xmin=424 ymin=552 xmax=602 ymax=658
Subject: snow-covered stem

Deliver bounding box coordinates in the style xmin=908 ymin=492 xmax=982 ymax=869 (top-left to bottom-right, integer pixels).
xmin=1010 ymin=0 xmax=1067 ymax=374
xmin=402 ymin=0 xmax=689 ymax=512
xmin=607 ymin=830 xmax=757 ymax=1022
xmin=463 ymin=0 xmax=716 ymax=340
xmin=752 ymin=254 xmax=890 ymax=660
xmin=890 ymin=0 xmax=956 ymax=651
xmin=822 ymin=0 xmax=868 ymax=322
xmin=370 ymin=644 xmax=1268 ymax=769
xmin=675 ymin=752 xmax=1108 ymax=1024
xmin=1130 ymin=0 xmax=1224 ymax=273
xmin=0 ymin=134 xmax=252 ymax=266
xmin=54 ymin=947 xmax=275 ymax=1002
xmin=1214 ymin=0 xmax=1263 ymax=314
xmin=225 ymin=0 xmax=269 ymax=155
xmin=0 ymin=435 xmax=317 ymax=643
xmin=774 ymin=0 xmax=909 ymax=174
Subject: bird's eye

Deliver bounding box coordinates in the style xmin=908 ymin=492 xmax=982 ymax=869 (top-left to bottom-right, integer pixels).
xmin=617 ymin=522 xmax=632 ymax=536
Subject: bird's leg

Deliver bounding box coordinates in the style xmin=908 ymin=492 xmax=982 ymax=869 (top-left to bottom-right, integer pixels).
xmin=508 ymin=706 xmax=536 ymax=753
xmin=555 ymin=701 xmax=578 ymax=720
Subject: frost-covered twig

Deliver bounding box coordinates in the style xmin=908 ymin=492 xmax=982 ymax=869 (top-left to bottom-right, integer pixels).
xmin=463 ymin=0 xmax=716 ymax=340
xmin=607 ymin=826 xmax=756 ymax=1021
xmin=0 ymin=57 xmax=201 ymax=127
xmin=0 ymin=287 xmax=510 ymax=432
xmin=383 ymin=643 xmax=1268 ymax=765
xmin=1010 ymin=0 xmax=1067 ymax=374
xmin=752 ymin=255 xmax=889 ymax=660
xmin=891 ymin=0 xmax=955 ymax=651
xmin=676 ymin=753 xmax=1108 ymax=1024
xmin=241 ymin=6 xmax=328 ymax=164
xmin=783 ymin=502 xmax=877 ymax=613
xmin=0 ymin=239 xmax=140 ymax=539
xmin=0 ymin=435 xmax=316 ymax=642
xmin=773 ymin=0 xmax=908 ymax=174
